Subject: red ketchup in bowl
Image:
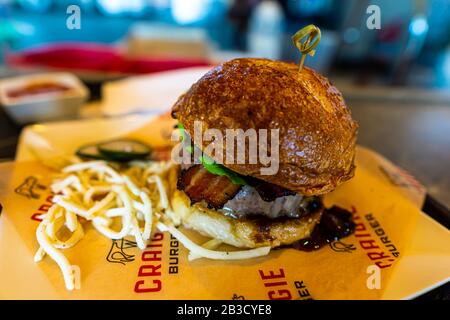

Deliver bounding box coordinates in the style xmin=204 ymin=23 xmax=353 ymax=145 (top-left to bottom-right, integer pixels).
xmin=7 ymin=82 xmax=72 ymax=99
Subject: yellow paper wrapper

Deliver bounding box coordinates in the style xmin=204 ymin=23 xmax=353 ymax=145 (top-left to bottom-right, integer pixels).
xmin=0 ymin=144 xmax=427 ymax=300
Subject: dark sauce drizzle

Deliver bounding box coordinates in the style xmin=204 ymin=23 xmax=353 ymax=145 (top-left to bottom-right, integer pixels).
xmin=292 ymin=206 xmax=355 ymax=252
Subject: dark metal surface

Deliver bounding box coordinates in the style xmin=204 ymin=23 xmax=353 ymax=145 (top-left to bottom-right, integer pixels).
xmin=422 ymin=195 xmax=450 ymax=229
xmin=349 ymin=100 xmax=450 ymax=210
xmin=0 ymin=106 xmax=20 ymax=160
xmin=416 ymin=194 xmax=450 ymax=300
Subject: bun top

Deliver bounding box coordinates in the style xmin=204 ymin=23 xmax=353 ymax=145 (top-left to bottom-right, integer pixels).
xmin=171 ymin=58 xmax=358 ymax=196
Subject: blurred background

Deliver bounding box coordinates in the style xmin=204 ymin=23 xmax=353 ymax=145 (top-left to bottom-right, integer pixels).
xmin=0 ymin=0 xmax=449 ymax=209
xmin=1 ymin=0 xmax=450 ymax=86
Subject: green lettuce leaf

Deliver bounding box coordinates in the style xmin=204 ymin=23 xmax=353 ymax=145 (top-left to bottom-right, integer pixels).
xmin=178 ymin=123 xmax=247 ymax=185
xmin=199 ymin=155 xmax=247 ymax=185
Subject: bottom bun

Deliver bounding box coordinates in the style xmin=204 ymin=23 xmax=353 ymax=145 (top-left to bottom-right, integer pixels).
xmin=168 ymin=166 xmax=322 ymax=248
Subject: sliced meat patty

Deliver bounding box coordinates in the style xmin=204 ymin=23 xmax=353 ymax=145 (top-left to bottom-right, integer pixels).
xmin=246 ymin=176 xmax=296 ymax=201
xmin=169 ymin=165 xmax=324 ymax=248
xmin=221 ymin=185 xmax=320 ymax=219
xmin=177 ymin=164 xmax=321 ymax=219
xmin=170 ymin=185 xmax=323 ymax=248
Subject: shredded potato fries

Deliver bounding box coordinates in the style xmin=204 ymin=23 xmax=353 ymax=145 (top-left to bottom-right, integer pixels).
xmin=35 ymin=160 xmax=271 ymax=290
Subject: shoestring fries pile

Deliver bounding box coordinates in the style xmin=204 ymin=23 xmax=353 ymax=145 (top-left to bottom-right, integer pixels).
xmin=34 ymin=160 xmax=172 ymax=290
xmin=34 ymin=160 xmax=271 ymax=291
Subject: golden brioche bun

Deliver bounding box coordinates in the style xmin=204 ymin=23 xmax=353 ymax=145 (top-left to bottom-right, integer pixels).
xmin=172 ymin=58 xmax=358 ymax=195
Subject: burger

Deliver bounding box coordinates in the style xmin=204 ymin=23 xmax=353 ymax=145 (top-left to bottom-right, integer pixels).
xmin=169 ymin=58 xmax=358 ymax=251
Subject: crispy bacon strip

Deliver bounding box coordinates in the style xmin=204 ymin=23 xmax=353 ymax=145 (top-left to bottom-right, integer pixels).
xmin=177 ymin=165 xmax=242 ymax=209
xmin=177 ymin=164 xmax=298 ymax=209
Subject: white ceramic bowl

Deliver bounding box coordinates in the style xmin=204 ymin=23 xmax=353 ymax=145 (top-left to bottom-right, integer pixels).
xmin=0 ymin=72 xmax=89 ymax=125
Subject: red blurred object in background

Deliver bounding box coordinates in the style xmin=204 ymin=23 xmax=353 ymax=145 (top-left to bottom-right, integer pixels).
xmin=6 ymin=43 xmax=211 ymax=75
